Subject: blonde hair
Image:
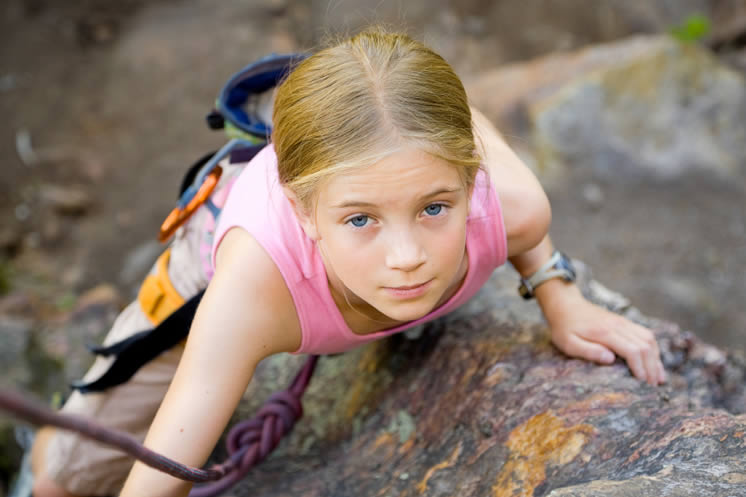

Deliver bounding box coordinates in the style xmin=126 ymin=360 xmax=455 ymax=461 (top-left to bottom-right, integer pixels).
xmin=272 ymin=27 xmax=480 ymax=208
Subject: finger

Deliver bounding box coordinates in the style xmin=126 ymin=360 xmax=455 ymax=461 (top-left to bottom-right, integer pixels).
xmin=600 ymin=318 xmax=660 ymax=384
xmin=561 ymin=333 xmax=616 ymax=365
xmin=658 ymin=361 xmax=667 ymax=384
xmin=643 ymin=340 xmax=661 ymax=386
xmin=594 ymin=328 xmax=650 ymax=383
xmin=628 ymin=327 xmax=658 ymax=385
xmin=648 ymin=334 xmax=666 ymax=384
xmin=627 ymin=323 xmax=664 ymax=385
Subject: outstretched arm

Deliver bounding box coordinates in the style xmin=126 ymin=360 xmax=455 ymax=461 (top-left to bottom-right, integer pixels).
xmin=120 ymin=229 xmax=302 ymax=497
xmin=472 ymin=107 xmax=665 ymax=386
xmin=510 ymin=235 xmax=665 ymax=385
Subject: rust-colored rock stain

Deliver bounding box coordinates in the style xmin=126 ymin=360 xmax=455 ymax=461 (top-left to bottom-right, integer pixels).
xmin=343 ymin=343 xmax=390 ymax=419
xmin=565 ymin=392 xmax=630 ymax=412
xmin=373 ymin=431 xmax=395 ymax=450
xmin=398 ymin=438 xmax=415 ymax=454
xmin=417 ymin=443 xmax=463 ymax=494
xmin=492 ymin=411 xmax=594 ymax=497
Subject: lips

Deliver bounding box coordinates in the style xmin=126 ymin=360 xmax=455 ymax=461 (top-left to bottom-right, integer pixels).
xmin=390 ymin=282 xmax=428 ymax=290
xmin=384 ymin=279 xmax=433 ymax=299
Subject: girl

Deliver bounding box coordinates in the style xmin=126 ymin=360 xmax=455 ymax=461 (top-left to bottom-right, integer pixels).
xmin=30 ymin=28 xmax=665 ymax=497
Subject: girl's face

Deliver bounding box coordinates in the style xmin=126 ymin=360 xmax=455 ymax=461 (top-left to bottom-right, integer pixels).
xmin=298 ymin=147 xmax=471 ymax=328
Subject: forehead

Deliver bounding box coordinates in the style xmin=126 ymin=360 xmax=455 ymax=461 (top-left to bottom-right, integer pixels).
xmin=317 ymin=148 xmax=464 ymax=207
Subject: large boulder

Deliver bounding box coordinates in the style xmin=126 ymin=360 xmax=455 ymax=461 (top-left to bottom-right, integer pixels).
xmin=2 ymin=267 xmax=744 ymax=496
xmin=212 ymin=263 xmax=746 ymax=497
xmin=466 ymin=35 xmax=746 ymax=182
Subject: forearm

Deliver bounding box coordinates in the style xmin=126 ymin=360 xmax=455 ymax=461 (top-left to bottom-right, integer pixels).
xmin=508 ymin=234 xmax=582 ymax=324
xmin=122 ymin=461 xmax=192 ymax=497
xmin=471 ymin=105 xmax=581 ymax=326
xmin=505 ymin=196 xmax=665 ymax=385
xmin=508 ymin=233 xmax=555 ymax=278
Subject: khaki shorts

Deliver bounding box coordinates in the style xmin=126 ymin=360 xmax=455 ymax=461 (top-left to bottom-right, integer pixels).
xmin=44 ymin=160 xmax=244 ymax=496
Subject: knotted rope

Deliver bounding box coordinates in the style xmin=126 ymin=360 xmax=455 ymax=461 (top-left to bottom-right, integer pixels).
xmin=0 ymin=355 xmax=319 ymax=497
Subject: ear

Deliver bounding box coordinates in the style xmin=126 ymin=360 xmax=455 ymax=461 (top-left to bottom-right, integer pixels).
xmin=283 ymin=186 xmax=321 ymax=241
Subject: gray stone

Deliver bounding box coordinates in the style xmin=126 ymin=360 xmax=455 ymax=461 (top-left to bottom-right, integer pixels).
xmin=0 ymin=317 xmax=33 ymax=388
xmin=581 ymin=183 xmax=604 ymax=209
xmin=547 ymin=458 xmax=746 ymax=496
xmin=467 ymin=36 xmax=746 ymax=182
xmin=38 ymin=184 xmax=92 ymax=216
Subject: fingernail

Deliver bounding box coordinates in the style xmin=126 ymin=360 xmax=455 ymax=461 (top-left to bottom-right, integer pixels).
xmin=601 ymin=351 xmax=615 ymax=363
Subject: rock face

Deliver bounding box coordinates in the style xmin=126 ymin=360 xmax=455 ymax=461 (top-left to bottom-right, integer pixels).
xmin=467 ymin=35 xmax=746 ymax=181
xmin=2 ymin=268 xmax=744 ymax=497
xmin=2 ymin=266 xmax=744 ymax=496
xmin=206 ymin=263 xmax=746 ymax=497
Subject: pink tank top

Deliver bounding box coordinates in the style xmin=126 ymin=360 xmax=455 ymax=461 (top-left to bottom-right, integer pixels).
xmin=211 ymin=145 xmax=508 ymax=355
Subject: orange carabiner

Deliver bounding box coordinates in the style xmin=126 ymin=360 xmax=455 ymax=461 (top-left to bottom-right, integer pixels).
xmin=158 ymin=165 xmax=223 ymax=243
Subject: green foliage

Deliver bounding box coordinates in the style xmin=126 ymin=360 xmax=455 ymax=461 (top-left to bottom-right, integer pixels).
xmin=55 ymin=292 xmax=77 ymax=312
xmin=670 ymin=14 xmax=711 ymax=42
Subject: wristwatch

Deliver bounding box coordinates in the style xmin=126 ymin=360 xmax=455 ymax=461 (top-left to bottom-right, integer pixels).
xmin=518 ymin=250 xmax=577 ymax=299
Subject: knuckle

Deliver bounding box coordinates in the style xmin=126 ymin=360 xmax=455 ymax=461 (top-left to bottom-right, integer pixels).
xmin=587 ymin=327 xmax=605 ymax=340
xmin=637 ymin=344 xmax=652 ymax=356
xmin=629 ymin=344 xmax=644 ymax=356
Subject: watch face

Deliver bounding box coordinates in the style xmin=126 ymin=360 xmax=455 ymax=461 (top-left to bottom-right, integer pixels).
xmin=518 ymin=281 xmax=533 ymax=299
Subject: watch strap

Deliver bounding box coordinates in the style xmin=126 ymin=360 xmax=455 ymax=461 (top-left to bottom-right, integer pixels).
xmin=518 ymin=251 xmax=576 ymax=299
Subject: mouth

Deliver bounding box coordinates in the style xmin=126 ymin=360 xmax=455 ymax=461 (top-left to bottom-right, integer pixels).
xmin=391 ymin=282 xmax=428 ymax=290
xmin=384 ymin=279 xmax=433 ymax=299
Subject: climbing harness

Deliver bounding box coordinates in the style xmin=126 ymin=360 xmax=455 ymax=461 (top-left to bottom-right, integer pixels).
xmin=159 ymin=53 xmax=306 ymax=243
xmin=78 ymin=53 xmax=307 ymax=393
xmin=138 ymin=247 xmax=186 ymax=325
xmin=2 ymin=52 xmax=320 ymax=497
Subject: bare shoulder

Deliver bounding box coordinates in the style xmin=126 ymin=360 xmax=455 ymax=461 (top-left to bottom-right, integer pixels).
xmin=209 ymin=227 xmax=303 ymax=357
xmin=471 ymin=107 xmax=551 ymax=256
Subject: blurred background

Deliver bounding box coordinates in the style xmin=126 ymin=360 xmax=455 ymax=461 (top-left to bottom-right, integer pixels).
xmin=1 ymin=0 xmax=745 ymax=473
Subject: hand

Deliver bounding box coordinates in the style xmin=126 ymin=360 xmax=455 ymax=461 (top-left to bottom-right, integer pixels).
xmin=537 ymin=280 xmax=666 ymax=386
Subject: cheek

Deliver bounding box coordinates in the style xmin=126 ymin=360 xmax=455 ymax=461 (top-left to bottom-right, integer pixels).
xmin=322 ymin=228 xmax=380 ymax=276
xmin=324 ymin=225 xmax=375 ymax=257
xmin=426 ymin=217 xmax=467 ymax=265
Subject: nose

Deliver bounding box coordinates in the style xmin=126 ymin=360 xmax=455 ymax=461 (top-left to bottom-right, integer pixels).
xmin=384 ymin=227 xmax=427 ymax=272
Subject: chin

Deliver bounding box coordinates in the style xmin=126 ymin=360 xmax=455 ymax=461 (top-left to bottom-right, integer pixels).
xmin=378 ymin=299 xmax=437 ymax=323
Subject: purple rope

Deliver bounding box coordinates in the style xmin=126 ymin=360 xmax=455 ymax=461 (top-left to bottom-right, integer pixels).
xmin=190 ymin=355 xmax=318 ymax=496
xmin=0 ymin=355 xmax=319 ymax=496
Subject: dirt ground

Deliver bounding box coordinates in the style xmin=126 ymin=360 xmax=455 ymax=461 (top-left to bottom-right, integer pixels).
xmin=1 ymin=0 xmax=745 ymax=353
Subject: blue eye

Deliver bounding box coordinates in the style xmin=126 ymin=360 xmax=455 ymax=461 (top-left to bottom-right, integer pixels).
xmin=424 ymin=204 xmax=443 ymax=216
xmin=348 ymin=215 xmax=369 ymax=228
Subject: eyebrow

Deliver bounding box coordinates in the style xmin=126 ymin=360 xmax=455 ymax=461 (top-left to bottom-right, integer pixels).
xmin=331 ymin=187 xmax=463 ymax=209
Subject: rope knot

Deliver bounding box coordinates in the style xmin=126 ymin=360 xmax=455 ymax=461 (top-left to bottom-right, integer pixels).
xmin=189 ymin=355 xmax=319 ymax=497
xmin=226 ymin=390 xmax=304 ymax=465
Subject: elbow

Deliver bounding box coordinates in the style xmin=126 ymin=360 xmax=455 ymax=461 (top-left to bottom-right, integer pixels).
xmin=535 ymin=189 xmax=552 ymax=242
xmin=507 ymin=188 xmax=551 ymax=256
